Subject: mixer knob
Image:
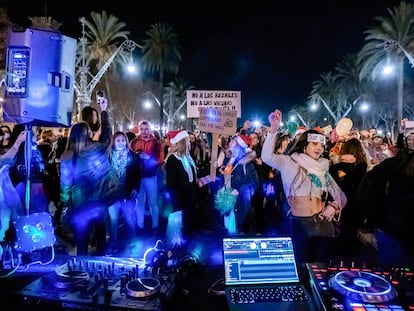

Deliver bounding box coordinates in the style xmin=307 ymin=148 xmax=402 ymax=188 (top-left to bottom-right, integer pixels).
xmin=104 ymin=289 xmax=113 ymax=304
xmin=120 ymin=276 xmax=126 ymax=295
xmin=103 ymin=278 xmax=109 ymax=289
xmin=92 ymin=292 xmax=98 ymax=304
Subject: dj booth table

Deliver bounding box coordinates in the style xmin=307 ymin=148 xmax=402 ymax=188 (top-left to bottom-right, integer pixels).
xmin=1 ymin=254 xmax=414 ymax=311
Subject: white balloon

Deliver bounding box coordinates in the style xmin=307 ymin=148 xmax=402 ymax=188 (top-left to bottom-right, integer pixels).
xmin=336 ymin=118 xmax=353 ymax=136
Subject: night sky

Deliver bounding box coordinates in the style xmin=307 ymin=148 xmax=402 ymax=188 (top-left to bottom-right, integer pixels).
xmin=2 ymin=0 xmax=404 ymax=124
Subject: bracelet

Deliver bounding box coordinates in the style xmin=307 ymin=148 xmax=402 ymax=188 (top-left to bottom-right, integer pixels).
xmin=327 ymin=201 xmax=341 ymax=213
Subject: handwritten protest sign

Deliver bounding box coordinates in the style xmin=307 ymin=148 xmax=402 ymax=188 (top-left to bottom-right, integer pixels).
xmin=186 ymin=90 xmax=241 ymax=118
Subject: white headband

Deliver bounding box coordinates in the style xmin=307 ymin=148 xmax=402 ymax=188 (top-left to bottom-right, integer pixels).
xmin=307 ymin=133 xmax=326 ymax=145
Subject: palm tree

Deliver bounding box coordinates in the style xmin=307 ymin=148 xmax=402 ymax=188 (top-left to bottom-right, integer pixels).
xmin=78 ymin=11 xmax=130 ymax=114
xmin=359 ymin=1 xmax=414 ymax=132
xmin=141 ymin=22 xmax=182 ymax=133
xmin=310 ymin=71 xmax=344 ymax=125
xmin=335 ymin=53 xmax=373 ymax=128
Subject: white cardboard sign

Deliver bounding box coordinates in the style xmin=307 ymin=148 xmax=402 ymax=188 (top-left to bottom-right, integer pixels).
xmin=186 ymin=90 xmax=241 ymax=118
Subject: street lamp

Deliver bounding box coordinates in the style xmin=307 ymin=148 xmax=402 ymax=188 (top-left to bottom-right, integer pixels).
xmin=383 ymin=39 xmax=414 ymax=131
xmin=73 ymin=17 xmax=143 ymax=121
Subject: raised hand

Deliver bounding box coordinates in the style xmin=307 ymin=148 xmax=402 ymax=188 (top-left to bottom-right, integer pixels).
xmin=99 ymin=97 xmax=108 ymax=112
xmin=268 ymin=109 xmax=282 ymax=133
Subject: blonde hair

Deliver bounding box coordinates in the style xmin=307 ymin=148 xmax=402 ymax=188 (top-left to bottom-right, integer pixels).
xmin=165 ymin=137 xmax=189 ymax=161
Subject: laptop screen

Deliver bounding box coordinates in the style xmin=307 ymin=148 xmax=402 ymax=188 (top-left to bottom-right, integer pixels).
xmin=222 ymin=236 xmax=300 ymax=286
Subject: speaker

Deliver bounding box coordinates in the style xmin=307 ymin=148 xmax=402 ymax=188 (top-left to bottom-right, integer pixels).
xmin=3 ymin=27 xmax=77 ymax=127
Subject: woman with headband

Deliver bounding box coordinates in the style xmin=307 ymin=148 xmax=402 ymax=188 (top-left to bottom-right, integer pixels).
xmin=262 ymin=109 xmax=347 ymax=265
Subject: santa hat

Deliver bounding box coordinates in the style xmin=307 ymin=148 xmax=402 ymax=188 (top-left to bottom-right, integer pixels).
xmin=233 ymin=134 xmax=250 ymax=149
xmin=169 ymin=130 xmax=189 ymax=144
xmin=294 ymin=126 xmax=307 ymax=137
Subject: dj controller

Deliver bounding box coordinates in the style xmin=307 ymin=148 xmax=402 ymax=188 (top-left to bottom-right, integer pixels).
xmin=15 ymin=256 xmax=177 ymax=310
xmin=306 ymin=262 xmax=414 ymax=311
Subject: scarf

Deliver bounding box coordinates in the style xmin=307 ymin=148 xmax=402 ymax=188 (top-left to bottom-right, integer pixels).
xmin=290 ymin=152 xmax=330 ymax=190
xmin=112 ymin=149 xmax=129 ymax=184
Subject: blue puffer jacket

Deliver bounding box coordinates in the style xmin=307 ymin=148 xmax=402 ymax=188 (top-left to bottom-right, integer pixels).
xmin=60 ymin=143 xmax=122 ymax=209
xmin=60 ymin=110 xmax=122 ymax=210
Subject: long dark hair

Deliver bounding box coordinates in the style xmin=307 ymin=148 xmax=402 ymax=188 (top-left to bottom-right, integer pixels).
xmin=288 ymin=129 xmax=324 ymax=155
xmin=66 ymin=122 xmax=94 ymax=155
xmin=274 ymin=131 xmax=290 ymax=154
xmin=81 ymin=106 xmax=100 ymax=133
xmin=339 ymin=138 xmax=367 ymax=164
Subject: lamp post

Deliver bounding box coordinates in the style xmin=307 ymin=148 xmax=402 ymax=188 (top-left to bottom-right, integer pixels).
xmin=384 ymin=39 xmax=414 ymax=131
xmin=73 ymin=17 xmax=143 ymax=121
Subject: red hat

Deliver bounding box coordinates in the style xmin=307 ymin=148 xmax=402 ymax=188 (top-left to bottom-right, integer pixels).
xmin=233 ymin=133 xmax=250 ymax=149
xmin=169 ymin=130 xmax=189 ymax=144
xmin=313 ymin=126 xmax=322 ymax=133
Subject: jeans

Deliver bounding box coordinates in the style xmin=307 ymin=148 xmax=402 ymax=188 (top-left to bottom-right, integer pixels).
xmin=67 ymin=201 xmax=107 ymax=256
xmin=108 ymin=198 xmax=136 ymax=242
xmin=291 ymin=215 xmax=337 ymax=264
xmin=135 ymin=175 xmax=159 ymax=229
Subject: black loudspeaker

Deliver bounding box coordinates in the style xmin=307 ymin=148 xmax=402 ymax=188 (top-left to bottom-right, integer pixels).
xmin=3 ymin=27 xmax=77 ymax=127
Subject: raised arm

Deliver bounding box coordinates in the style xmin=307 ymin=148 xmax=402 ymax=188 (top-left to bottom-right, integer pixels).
xmin=0 ymin=131 xmax=25 ymax=162
xmin=98 ymin=97 xmax=112 ymax=146
xmin=262 ymin=109 xmax=282 ymax=165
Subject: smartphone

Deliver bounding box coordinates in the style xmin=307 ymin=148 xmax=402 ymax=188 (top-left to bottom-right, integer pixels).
xmin=96 ymin=90 xmax=105 ymax=103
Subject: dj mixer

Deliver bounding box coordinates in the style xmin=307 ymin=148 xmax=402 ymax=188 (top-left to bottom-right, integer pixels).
xmin=307 ymin=262 xmax=414 ymax=311
xmin=16 ymin=256 xmax=177 ymax=310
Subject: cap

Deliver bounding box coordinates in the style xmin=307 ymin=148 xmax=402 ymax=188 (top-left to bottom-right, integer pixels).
xmin=233 ymin=134 xmax=250 ymax=149
xmin=169 ymin=130 xmax=189 ymax=144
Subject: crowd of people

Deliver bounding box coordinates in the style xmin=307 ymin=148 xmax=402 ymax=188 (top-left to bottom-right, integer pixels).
xmin=0 ymin=101 xmax=413 ymax=268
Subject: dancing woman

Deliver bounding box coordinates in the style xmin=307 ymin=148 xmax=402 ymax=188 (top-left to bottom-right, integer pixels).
xmin=262 ymin=109 xmax=347 ymax=264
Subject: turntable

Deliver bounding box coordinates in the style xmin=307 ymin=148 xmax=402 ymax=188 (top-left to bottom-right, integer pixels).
xmin=47 ymin=269 xmax=90 ymax=289
xmin=306 ymin=262 xmax=414 ymax=311
xmin=126 ymin=277 xmax=161 ymax=298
